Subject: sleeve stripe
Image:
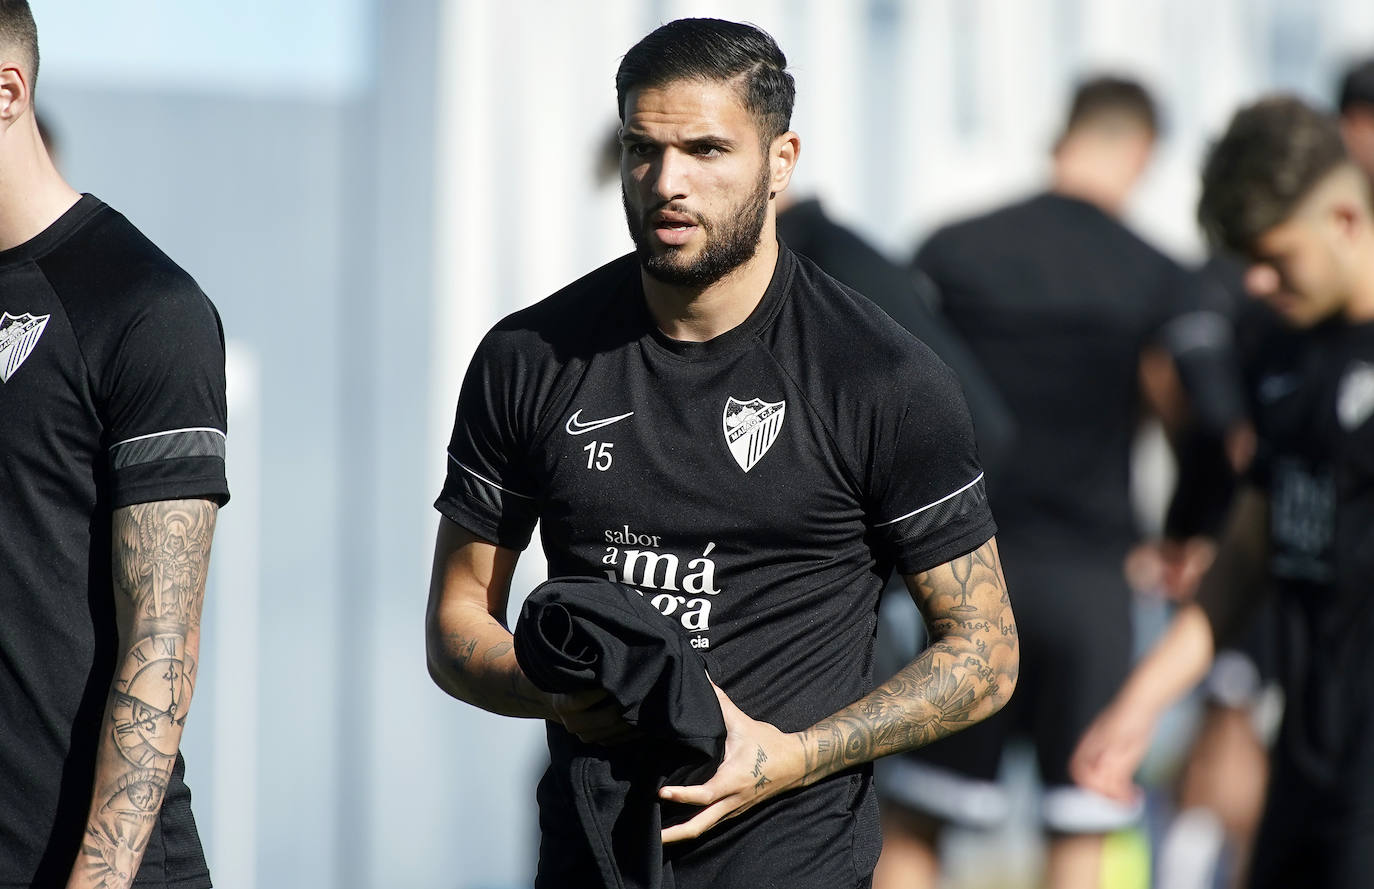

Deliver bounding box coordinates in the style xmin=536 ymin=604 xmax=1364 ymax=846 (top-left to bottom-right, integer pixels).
xmin=447 ymin=452 xmax=536 ymax=501
xmin=874 ymin=472 xmax=985 ymax=528
xmin=111 ymin=426 xmax=227 ymax=448
xmin=109 ymin=427 xmax=227 ymax=470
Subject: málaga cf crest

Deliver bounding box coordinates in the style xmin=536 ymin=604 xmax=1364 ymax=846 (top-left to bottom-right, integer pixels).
xmin=1338 ymin=361 xmax=1374 ymax=431
xmin=722 ymin=396 xmax=786 ymax=472
xmin=0 ymin=312 xmax=50 ymax=383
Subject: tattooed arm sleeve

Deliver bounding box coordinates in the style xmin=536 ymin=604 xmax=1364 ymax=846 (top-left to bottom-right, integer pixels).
xmin=425 ymin=518 xmax=556 ymax=719
xmin=796 ymin=538 xmax=1018 ymax=784
xmin=65 ymin=499 xmax=217 ymax=889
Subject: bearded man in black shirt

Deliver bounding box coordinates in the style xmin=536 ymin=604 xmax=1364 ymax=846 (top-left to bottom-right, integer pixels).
xmin=425 ymin=18 xmax=1019 ymax=889
xmin=0 ymin=3 xmax=228 ymax=888
xmin=1073 ymin=96 xmax=1374 ymax=889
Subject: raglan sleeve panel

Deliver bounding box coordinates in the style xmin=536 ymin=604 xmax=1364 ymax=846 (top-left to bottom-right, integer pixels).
xmin=102 ymin=281 xmax=230 ymax=509
xmin=867 ymin=351 xmax=996 ymax=576
xmin=435 ymin=328 xmax=541 ymax=550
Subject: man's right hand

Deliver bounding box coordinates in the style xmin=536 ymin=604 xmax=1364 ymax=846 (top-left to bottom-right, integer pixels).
xmin=552 ymin=688 xmax=641 ymax=745
xmin=1069 ymin=701 xmax=1155 ymax=804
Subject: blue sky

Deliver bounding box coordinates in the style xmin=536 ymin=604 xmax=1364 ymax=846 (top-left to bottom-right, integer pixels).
xmin=36 ymin=1 xmax=372 ymax=98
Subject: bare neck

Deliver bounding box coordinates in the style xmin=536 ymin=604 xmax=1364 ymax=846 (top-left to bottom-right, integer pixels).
xmin=1347 ymin=244 xmax=1374 ymax=324
xmin=0 ymin=118 xmax=81 ymax=251
xmin=642 ymin=223 xmax=781 ymax=343
xmin=1050 ymin=139 xmax=1144 ymax=218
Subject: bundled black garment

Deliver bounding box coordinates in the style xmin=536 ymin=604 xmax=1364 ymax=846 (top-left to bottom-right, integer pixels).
xmin=514 ymin=576 xmax=726 ymax=889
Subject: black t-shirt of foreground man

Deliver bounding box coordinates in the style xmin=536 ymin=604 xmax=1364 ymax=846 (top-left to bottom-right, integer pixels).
xmin=1073 ymin=96 xmax=1374 ymax=889
xmin=425 ymin=18 xmax=1020 ymax=889
xmin=0 ymin=3 xmax=227 ymax=888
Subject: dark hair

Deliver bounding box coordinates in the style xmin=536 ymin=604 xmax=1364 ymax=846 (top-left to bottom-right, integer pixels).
xmin=1338 ymin=57 xmax=1374 ymax=113
xmin=616 ymin=18 xmax=795 ymax=143
xmin=1062 ymin=76 xmax=1158 ymax=137
xmin=0 ymin=0 xmax=37 ymax=90
xmin=1197 ymin=95 xmax=1349 ymax=253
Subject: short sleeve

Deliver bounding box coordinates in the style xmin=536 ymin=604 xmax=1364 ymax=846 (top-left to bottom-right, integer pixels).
xmin=104 ymin=285 xmax=229 ymax=509
xmin=868 ymin=355 xmax=996 ymax=576
xmin=434 ymin=330 xmax=541 ymax=550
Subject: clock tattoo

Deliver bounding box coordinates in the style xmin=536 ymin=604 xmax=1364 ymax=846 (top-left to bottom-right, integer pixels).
xmin=111 ymin=633 xmax=195 ymax=769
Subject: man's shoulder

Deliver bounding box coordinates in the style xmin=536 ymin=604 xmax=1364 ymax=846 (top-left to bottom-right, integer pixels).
xmin=38 ymin=198 xmax=212 ymax=323
xmin=494 ymin=253 xmax=636 ymax=334
xmin=776 ymin=251 xmax=952 ymax=393
xmin=474 ymin=253 xmax=638 ymax=368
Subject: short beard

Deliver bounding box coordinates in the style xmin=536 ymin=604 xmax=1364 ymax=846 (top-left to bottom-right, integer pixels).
xmin=623 ymin=165 xmax=771 ymax=289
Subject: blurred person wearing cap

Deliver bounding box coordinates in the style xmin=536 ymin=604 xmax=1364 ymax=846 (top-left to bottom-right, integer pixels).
xmin=426 ymin=17 xmax=1018 ymax=889
xmin=1338 ymin=56 xmax=1374 ymax=177
xmin=0 ymin=2 xmax=228 ymax=888
xmin=1073 ymin=95 xmax=1374 ymax=889
xmin=876 ymin=77 xmax=1194 ymax=889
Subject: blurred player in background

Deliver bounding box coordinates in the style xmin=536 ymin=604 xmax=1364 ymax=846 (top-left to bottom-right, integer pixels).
xmin=1339 ymin=56 xmax=1374 ymax=178
xmin=1073 ymin=94 xmax=1374 ymax=889
xmin=1152 ymin=252 xmax=1291 ymax=889
xmin=1152 ymin=60 xmax=1374 ymax=888
xmin=0 ymin=2 xmax=228 ymax=887
xmin=774 ymin=195 xmax=1016 ymax=475
xmin=876 ymin=77 xmax=1191 ymax=889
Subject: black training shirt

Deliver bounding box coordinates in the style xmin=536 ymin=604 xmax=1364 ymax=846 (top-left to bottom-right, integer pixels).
xmin=437 ymin=246 xmax=994 ymax=887
xmin=1244 ymin=318 xmax=1374 ymax=782
xmin=0 ymin=195 xmax=227 ymax=888
xmin=916 ymin=192 xmax=1186 ymax=554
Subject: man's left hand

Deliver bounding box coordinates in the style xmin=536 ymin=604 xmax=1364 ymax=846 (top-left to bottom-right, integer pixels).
xmin=659 ymin=683 xmax=804 ymax=843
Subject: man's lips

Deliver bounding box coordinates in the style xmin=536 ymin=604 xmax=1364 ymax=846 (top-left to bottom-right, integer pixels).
xmin=650 ymin=210 xmax=699 ymax=246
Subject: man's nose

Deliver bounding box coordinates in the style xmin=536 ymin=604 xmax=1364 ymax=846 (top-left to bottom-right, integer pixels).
xmin=649 ymin=149 xmax=689 ymax=202
xmin=1243 ymin=263 xmax=1281 ymax=298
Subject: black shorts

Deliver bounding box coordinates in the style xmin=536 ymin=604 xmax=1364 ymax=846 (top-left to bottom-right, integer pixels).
xmin=878 ymin=542 xmax=1140 ymax=833
xmin=1248 ymin=723 xmax=1374 ymax=889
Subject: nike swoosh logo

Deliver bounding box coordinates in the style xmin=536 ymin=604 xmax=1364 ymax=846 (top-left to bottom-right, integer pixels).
xmin=565 ymin=409 xmax=635 ymax=435
xmin=1258 ymin=374 xmax=1301 ymax=403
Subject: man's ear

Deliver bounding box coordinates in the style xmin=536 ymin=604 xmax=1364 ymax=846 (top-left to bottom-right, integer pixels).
xmin=1329 ymin=199 xmax=1366 ymax=245
xmin=0 ymin=62 xmax=30 ymax=127
xmin=768 ymin=131 xmax=801 ymax=197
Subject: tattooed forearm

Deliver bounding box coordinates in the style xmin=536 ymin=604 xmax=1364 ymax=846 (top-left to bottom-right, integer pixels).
xmin=430 ymin=612 xmax=551 ymax=718
xmin=797 ymin=539 xmax=1018 ymax=784
xmin=67 ymin=500 xmax=216 ymax=889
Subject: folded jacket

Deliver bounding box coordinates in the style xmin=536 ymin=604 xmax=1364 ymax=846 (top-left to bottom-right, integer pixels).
xmin=514 ymin=576 xmax=726 ymax=889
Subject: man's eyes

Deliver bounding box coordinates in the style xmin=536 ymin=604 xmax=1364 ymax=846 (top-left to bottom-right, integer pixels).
xmin=623 ymin=142 xmax=726 ymax=158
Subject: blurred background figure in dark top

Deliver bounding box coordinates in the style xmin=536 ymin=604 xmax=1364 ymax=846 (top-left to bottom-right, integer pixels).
xmin=1152 ymin=252 xmax=1293 ymax=889
xmin=875 ymin=77 xmax=1197 ymax=889
xmin=775 ymin=195 xmax=1016 ymax=475
xmin=1338 ymin=56 xmax=1374 ymax=178
xmin=1153 ymin=57 xmax=1374 ymax=889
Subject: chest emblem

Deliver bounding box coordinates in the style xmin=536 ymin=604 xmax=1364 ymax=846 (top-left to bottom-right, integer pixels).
xmin=722 ymin=396 xmax=786 ymax=472
xmin=1337 ymin=361 xmax=1374 ymax=431
xmin=0 ymin=312 xmax=51 ymax=383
